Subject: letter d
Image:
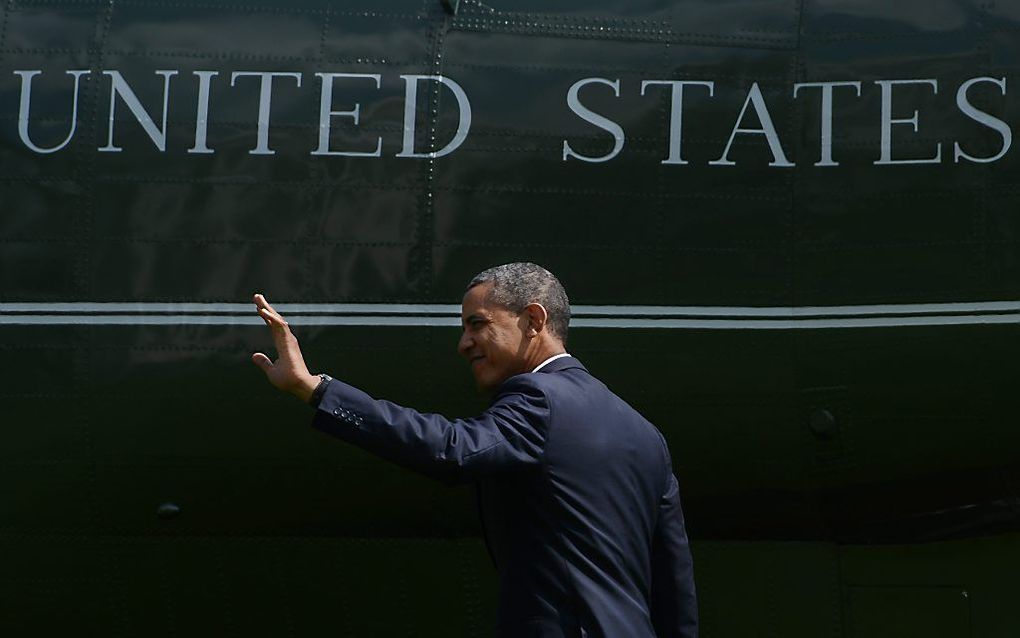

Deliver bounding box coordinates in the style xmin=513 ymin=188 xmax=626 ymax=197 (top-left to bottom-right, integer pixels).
xmin=397 ymin=75 xmax=472 ymax=158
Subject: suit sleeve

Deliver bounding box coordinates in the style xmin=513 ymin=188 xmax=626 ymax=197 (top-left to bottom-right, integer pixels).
xmin=310 ymin=374 xmax=548 ymax=484
xmin=650 ymin=463 xmax=699 ymax=638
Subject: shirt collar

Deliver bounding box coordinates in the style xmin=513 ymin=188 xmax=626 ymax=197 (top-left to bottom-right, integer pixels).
xmin=532 ymin=352 xmax=571 ymax=373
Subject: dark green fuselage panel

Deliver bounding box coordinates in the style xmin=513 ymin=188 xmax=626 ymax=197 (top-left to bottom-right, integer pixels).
xmin=2 ymin=0 xmax=1019 ymax=635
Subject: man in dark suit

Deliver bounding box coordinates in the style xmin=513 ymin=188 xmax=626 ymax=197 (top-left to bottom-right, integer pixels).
xmin=252 ymin=263 xmax=697 ymax=638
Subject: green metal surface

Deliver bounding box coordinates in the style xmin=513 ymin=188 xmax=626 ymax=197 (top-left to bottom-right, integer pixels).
xmin=2 ymin=0 xmax=1019 ymax=634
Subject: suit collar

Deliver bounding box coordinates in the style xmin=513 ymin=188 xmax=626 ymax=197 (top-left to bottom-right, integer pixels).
xmin=535 ymin=355 xmax=586 ymax=375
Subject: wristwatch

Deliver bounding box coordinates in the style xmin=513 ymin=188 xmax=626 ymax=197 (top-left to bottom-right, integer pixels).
xmin=308 ymin=373 xmax=333 ymax=407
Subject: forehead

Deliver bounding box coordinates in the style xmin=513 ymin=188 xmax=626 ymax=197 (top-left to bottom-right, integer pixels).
xmin=462 ymin=281 xmax=520 ymax=320
xmin=461 ymin=282 xmax=493 ymax=315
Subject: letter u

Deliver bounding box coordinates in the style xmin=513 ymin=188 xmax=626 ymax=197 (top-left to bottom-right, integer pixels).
xmin=15 ymin=70 xmax=90 ymax=154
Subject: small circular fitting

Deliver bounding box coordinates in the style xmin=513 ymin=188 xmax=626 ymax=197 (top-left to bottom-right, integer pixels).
xmin=809 ymin=409 xmax=837 ymax=440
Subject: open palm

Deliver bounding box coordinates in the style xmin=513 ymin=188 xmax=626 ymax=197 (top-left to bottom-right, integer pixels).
xmin=251 ymin=293 xmax=319 ymax=402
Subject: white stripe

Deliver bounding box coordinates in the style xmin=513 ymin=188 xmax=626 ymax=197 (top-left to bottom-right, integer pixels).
xmin=571 ymin=315 xmax=1020 ymax=329
xmin=0 ymin=302 xmax=461 ymax=315
xmin=2 ymin=300 xmax=1019 ymax=318
xmin=578 ymin=301 xmax=1020 ymax=317
xmin=1 ymin=312 xmax=1017 ymax=329
xmin=0 ymin=315 xmax=457 ymax=327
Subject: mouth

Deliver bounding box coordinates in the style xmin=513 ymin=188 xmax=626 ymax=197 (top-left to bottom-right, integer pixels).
xmin=469 ymin=355 xmax=485 ymax=366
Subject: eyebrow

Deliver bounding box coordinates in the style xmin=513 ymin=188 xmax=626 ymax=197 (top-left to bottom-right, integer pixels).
xmin=463 ymin=313 xmax=487 ymax=325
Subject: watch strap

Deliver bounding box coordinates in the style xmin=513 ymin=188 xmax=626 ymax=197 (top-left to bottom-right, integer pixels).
xmin=308 ymin=373 xmax=333 ymax=407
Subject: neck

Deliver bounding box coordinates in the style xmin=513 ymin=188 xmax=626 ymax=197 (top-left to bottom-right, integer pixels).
xmin=525 ymin=341 xmax=566 ymax=371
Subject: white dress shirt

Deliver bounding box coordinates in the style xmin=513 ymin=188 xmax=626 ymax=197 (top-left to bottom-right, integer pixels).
xmin=532 ymin=353 xmax=571 ymax=373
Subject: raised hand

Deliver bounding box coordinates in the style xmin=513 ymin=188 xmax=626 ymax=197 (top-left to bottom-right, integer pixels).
xmin=251 ymin=293 xmax=320 ymax=402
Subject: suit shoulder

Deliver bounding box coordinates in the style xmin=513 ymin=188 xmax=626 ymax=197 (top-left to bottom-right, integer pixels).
xmin=496 ymin=372 xmax=550 ymax=398
xmin=498 ymin=367 xmax=592 ymax=395
xmin=489 ymin=375 xmax=559 ymax=422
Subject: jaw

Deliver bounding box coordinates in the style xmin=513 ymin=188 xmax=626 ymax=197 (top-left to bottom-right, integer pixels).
xmin=471 ymin=361 xmax=498 ymax=393
xmin=471 ymin=360 xmax=537 ymax=395
xmin=470 ymin=357 xmax=518 ymax=394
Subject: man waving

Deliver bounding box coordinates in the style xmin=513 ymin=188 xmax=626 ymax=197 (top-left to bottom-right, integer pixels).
xmin=253 ymin=262 xmax=697 ymax=638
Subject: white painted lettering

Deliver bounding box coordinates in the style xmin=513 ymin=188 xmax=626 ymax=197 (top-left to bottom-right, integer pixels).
xmin=792 ymin=81 xmax=862 ymax=167
xmin=710 ymin=82 xmax=794 ymax=167
xmin=99 ymin=70 xmax=178 ymax=153
xmin=188 ymin=71 xmax=218 ymax=154
xmin=312 ymin=73 xmax=383 ymax=157
xmin=396 ymin=74 xmax=472 ymax=159
xmin=562 ymin=77 xmax=625 ymax=163
xmin=875 ymin=79 xmax=942 ymax=165
xmin=954 ymin=76 xmax=1011 ymax=164
xmin=230 ymin=71 xmax=303 ymax=155
xmin=15 ymin=69 xmax=90 ymax=154
xmin=640 ymin=80 xmax=714 ymax=165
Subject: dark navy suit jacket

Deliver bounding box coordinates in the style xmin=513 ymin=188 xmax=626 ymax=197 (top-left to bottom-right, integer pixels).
xmin=312 ymin=356 xmax=698 ymax=638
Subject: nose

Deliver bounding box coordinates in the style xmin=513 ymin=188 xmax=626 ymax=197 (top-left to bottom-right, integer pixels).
xmin=457 ymin=329 xmax=473 ymax=358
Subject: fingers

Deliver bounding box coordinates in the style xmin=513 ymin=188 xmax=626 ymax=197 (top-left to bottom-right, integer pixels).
xmin=254 ymin=293 xmax=272 ymax=326
xmin=253 ymin=293 xmax=302 ymax=375
xmin=253 ymin=292 xmax=274 ymax=313
xmin=254 ymin=293 xmax=282 ymax=318
xmin=260 ymin=307 xmax=284 ymax=327
xmin=253 ymin=293 xmax=290 ymax=332
xmin=251 ymin=352 xmax=274 ymax=372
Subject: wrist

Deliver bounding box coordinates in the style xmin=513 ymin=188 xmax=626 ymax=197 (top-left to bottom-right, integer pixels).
xmin=307 ymin=373 xmax=333 ymax=407
xmin=293 ymin=372 xmax=320 ymax=403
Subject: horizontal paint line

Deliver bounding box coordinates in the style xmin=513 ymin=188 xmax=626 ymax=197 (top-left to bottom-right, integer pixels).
xmin=582 ymin=301 xmax=1020 ymax=317
xmin=0 ymin=302 xmax=460 ymax=315
xmin=0 ymin=315 xmax=456 ymax=327
xmin=1 ymin=314 xmax=1018 ymax=329
xmin=2 ymin=300 xmax=1020 ymax=319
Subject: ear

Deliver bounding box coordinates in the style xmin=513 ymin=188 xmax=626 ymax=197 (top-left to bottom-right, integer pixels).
xmin=523 ymin=303 xmax=548 ymax=338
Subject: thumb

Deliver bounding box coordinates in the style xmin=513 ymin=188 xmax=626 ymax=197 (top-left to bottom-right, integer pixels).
xmin=251 ymin=352 xmax=274 ymax=373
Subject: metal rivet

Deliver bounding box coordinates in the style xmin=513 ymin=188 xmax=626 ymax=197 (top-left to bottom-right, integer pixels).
xmin=809 ymin=409 xmax=837 ymax=440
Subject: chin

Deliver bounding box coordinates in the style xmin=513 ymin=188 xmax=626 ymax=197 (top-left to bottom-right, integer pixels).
xmin=472 ymin=370 xmax=501 ymax=394
xmin=474 ymin=377 xmax=497 ymax=394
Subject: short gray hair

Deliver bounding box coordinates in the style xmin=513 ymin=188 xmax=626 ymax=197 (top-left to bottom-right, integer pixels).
xmin=467 ymin=262 xmax=570 ymax=343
